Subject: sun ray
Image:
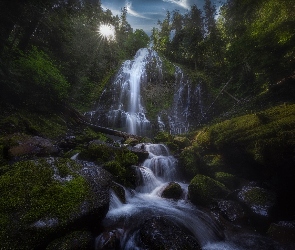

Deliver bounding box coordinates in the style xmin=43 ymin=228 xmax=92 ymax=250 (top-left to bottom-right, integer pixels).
xmin=98 ymin=24 xmax=116 ymax=41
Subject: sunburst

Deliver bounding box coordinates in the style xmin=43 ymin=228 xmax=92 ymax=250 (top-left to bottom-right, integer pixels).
xmin=98 ymin=23 xmax=116 ymax=41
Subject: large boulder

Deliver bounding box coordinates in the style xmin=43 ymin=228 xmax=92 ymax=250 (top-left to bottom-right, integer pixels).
xmin=0 ymin=158 xmax=112 ymax=249
xmin=188 ymin=174 xmax=230 ymax=206
xmin=3 ymin=133 xmax=58 ymax=160
xmin=139 ymin=216 xmax=201 ymax=250
xmin=161 ymin=182 xmax=183 ymax=200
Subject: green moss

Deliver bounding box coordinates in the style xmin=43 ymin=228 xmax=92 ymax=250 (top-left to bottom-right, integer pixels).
xmin=124 ymin=137 xmax=139 ymax=146
xmin=154 ymin=131 xmax=173 ymax=143
xmin=0 ymin=110 xmax=67 ymax=140
xmin=214 ymin=172 xmax=239 ymax=190
xmin=244 ymin=187 xmax=274 ymax=206
xmin=193 ymin=104 xmax=295 ymax=178
xmin=104 ymin=161 xmax=126 ymax=180
xmin=161 ymin=182 xmax=183 ymax=199
xmin=80 ymin=143 xmax=113 ymax=163
xmin=76 ymin=127 xmax=107 ymax=143
xmin=173 ymin=136 xmax=191 ymax=149
xmin=202 ymin=154 xmax=227 ymax=176
xmin=0 ymin=159 xmax=88 ymax=228
xmin=179 ymin=146 xmax=201 ymax=178
xmin=188 ymin=174 xmax=230 ymax=206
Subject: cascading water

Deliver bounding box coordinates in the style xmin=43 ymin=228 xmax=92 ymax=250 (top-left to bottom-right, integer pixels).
xmin=87 ymin=48 xmax=206 ymax=136
xmin=89 ymin=48 xmax=163 ymax=136
xmin=95 ymin=144 xmax=244 ymax=249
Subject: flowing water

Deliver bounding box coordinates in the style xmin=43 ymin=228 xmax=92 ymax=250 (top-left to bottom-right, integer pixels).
xmin=95 ymin=144 xmax=252 ymax=250
xmin=87 ymin=48 xmax=205 ymax=135
xmin=92 ymin=48 xmax=282 ymax=249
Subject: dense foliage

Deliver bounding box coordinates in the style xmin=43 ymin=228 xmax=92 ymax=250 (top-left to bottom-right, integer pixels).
xmin=0 ymin=0 xmax=149 ymax=111
xmin=151 ymin=0 xmax=295 ymax=114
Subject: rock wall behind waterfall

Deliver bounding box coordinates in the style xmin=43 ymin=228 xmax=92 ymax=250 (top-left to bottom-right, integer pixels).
xmin=86 ymin=48 xmax=208 ymax=136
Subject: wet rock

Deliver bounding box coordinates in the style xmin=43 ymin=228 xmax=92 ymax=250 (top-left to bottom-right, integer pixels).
xmin=217 ymin=200 xmax=247 ymax=224
xmin=46 ymin=231 xmax=94 ymax=250
xmin=139 ymin=216 xmax=201 ymax=250
xmin=95 ymin=229 xmax=123 ymax=250
xmin=161 ymin=182 xmax=183 ymax=200
xmin=126 ymin=145 xmax=149 ymax=162
xmin=267 ymin=221 xmax=295 ymax=247
xmin=6 ymin=134 xmax=58 ymax=160
xmin=111 ymin=182 xmax=126 ymax=203
xmin=0 ymin=158 xmax=112 ymax=249
xmin=238 ymin=185 xmax=276 ymax=218
xmin=188 ymin=174 xmax=230 ymax=206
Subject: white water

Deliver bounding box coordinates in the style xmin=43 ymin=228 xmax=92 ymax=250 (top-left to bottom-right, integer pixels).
xmin=95 ymin=144 xmax=233 ymax=249
xmin=104 ymin=48 xmax=162 ymax=135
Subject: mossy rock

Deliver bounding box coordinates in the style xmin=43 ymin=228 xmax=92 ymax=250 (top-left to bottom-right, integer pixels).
xmin=154 ymin=131 xmax=173 ymax=143
xmin=202 ymin=154 xmax=227 ymax=176
xmin=179 ymin=146 xmax=201 ymax=178
xmin=75 ymin=127 xmax=107 ymax=144
xmin=124 ymin=137 xmax=139 ymax=146
xmin=188 ymin=174 xmax=230 ymax=206
xmin=46 ymin=231 xmax=93 ymax=250
xmin=0 ymin=158 xmax=111 ymax=249
xmin=173 ymin=136 xmax=191 ymax=149
xmin=214 ymin=172 xmax=239 ymax=190
xmin=161 ymin=182 xmax=183 ymax=200
xmin=238 ymin=185 xmax=276 ymax=217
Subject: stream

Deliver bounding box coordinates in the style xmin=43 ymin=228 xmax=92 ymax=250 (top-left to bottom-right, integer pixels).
xmin=95 ymin=143 xmax=280 ymax=250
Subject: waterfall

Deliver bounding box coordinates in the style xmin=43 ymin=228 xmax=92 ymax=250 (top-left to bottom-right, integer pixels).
xmin=90 ymin=48 xmax=163 ymax=136
xmin=87 ymin=48 xmax=206 ymax=136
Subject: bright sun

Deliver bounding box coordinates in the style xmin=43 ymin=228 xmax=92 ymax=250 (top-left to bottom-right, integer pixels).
xmin=98 ymin=24 xmax=116 ymax=41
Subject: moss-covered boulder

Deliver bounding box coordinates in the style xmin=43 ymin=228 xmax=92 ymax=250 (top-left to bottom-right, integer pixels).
xmin=188 ymin=174 xmax=230 ymax=206
xmin=161 ymin=182 xmax=183 ymax=200
xmin=124 ymin=137 xmax=139 ymax=146
xmin=179 ymin=146 xmax=201 ymax=178
xmin=154 ymin=131 xmax=173 ymax=143
xmin=173 ymin=136 xmax=191 ymax=149
xmin=0 ymin=158 xmax=112 ymax=249
xmin=79 ymin=141 xmax=140 ymax=187
xmin=202 ymin=154 xmax=227 ymax=176
xmin=238 ymin=185 xmax=276 ymax=218
xmin=214 ymin=172 xmax=239 ymax=190
xmin=46 ymin=231 xmax=93 ymax=250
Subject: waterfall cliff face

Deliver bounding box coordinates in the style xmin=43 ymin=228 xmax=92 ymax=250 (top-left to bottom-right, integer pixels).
xmin=88 ymin=48 xmax=205 ymax=136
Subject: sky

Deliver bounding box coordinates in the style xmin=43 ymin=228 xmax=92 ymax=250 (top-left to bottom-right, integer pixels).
xmin=100 ymin=0 xmax=224 ymax=35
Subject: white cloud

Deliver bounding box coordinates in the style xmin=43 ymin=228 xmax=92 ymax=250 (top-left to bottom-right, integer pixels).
xmin=125 ymin=1 xmax=151 ymax=19
xmin=162 ymin=0 xmax=190 ymax=10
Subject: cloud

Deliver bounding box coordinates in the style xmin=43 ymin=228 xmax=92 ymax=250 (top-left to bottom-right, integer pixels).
xmin=162 ymin=0 xmax=190 ymax=10
xmin=125 ymin=1 xmax=151 ymax=19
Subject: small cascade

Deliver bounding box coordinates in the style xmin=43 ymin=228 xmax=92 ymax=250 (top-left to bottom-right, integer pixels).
xmin=168 ymin=66 xmax=204 ymax=134
xmin=96 ymin=143 xmax=226 ymax=249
